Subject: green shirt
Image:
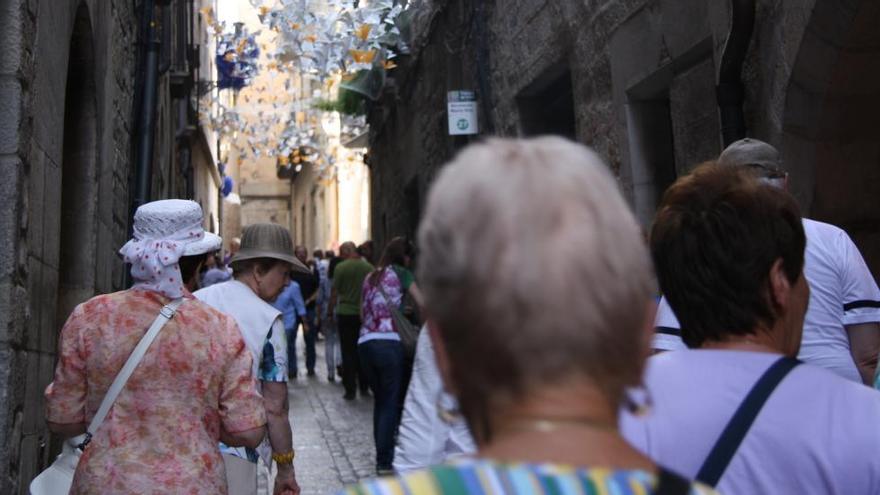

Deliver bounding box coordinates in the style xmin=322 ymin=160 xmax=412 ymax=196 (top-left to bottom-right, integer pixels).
xmin=391 ymin=264 xmax=415 ymax=292
xmin=332 ymin=258 xmax=374 ymax=316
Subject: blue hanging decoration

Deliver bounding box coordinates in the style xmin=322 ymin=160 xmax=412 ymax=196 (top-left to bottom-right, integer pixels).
xmin=216 ymin=34 xmax=260 ymax=90
xmin=221 ymin=176 xmax=234 ymax=197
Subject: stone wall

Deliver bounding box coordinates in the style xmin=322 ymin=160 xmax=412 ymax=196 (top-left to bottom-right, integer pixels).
xmin=0 ymin=0 xmax=138 ymax=492
xmin=0 ymin=0 xmax=220 ymax=490
xmin=368 ymin=0 xmax=880 ymax=280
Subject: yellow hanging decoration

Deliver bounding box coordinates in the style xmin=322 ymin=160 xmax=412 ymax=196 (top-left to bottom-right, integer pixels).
xmin=349 ymin=49 xmax=376 ymax=64
xmin=199 ymin=6 xmax=214 ymax=25
xmin=383 ymin=60 xmax=397 ymax=70
xmin=355 ymin=24 xmax=372 ymax=41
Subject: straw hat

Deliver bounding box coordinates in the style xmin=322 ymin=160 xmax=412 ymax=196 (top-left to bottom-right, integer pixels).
xmin=231 ymin=223 xmax=310 ymax=273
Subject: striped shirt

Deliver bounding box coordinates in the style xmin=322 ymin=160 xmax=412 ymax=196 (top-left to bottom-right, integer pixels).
xmin=341 ymin=459 xmax=717 ymax=495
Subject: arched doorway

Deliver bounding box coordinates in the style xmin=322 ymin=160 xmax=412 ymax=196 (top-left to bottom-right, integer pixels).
xmin=55 ymin=2 xmax=99 ymax=330
xmin=783 ymin=1 xmax=880 ymax=280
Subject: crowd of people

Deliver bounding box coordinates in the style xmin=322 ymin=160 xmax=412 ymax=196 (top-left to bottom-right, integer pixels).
xmin=40 ymin=134 xmax=880 ymax=494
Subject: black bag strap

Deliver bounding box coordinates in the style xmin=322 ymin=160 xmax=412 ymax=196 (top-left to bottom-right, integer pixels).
xmin=654 ymin=467 xmax=692 ymax=495
xmin=695 ymin=356 xmax=800 ymax=487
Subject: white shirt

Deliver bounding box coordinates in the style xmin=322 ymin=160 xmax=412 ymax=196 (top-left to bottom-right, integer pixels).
xmin=621 ymin=350 xmax=880 ymax=494
xmin=393 ymin=328 xmax=476 ymax=472
xmin=653 ymin=218 xmax=880 ymax=382
xmin=195 ymin=280 xmax=287 ymax=379
xmin=194 ymin=279 xmax=288 ymax=465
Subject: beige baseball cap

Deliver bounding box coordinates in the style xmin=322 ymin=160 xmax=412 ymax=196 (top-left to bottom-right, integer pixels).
xmin=718 ymin=138 xmax=785 ymax=177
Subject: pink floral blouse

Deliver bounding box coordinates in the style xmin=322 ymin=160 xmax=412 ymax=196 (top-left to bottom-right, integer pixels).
xmin=360 ymin=268 xmax=403 ymax=339
xmin=45 ymin=289 xmax=266 ymax=494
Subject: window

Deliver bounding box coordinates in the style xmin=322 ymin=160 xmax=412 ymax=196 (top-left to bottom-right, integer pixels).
xmin=517 ymin=67 xmax=576 ymax=139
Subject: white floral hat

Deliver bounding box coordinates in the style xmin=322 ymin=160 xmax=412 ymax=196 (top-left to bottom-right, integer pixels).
xmin=119 ymin=199 xmax=221 ymax=298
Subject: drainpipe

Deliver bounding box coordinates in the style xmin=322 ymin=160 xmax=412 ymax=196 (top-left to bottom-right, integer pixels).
xmin=177 ymin=100 xmax=194 ymax=198
xmin=134 ymin=0 xmax=161 ymax=211
xmin=716 ymin=0 xmax=755 ymax=146
xmin=474 ymin=1 xmax=495 ymax=134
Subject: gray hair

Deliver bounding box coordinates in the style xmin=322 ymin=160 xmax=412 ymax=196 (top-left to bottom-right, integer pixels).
xmin=417 ymin=137 xmax=655 ymax=438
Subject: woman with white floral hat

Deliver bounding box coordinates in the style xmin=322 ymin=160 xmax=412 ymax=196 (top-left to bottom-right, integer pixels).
xmin=45 ymin=199 xmax=266 ymax=494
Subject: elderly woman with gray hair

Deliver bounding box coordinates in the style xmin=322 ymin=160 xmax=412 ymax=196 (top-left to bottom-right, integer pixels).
xmin=343 ymin=137 xmax=714 ymax=495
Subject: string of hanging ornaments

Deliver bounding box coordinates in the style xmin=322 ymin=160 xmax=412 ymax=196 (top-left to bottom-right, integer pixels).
xmin=198 ymin=0 xmax=413 ymax=181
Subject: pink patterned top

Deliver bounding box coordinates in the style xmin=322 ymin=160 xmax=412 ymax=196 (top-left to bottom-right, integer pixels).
xmin=359 ymin=268 xmax=403 ymax=343
xmin=45 ymin=289 xmax=266 ymax=495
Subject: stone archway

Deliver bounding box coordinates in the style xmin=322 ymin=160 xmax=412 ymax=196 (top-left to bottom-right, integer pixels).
xmin=782 ymin=0 xmax=880 ymax=280
xmin=56 ymin=2 xmax=99 ymax=334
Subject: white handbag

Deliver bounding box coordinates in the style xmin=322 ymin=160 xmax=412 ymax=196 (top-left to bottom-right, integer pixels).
xmin=222 ymin=452 xmax=258 ymax=495
xmin=30 ymin=299 xmax=184 ymax=494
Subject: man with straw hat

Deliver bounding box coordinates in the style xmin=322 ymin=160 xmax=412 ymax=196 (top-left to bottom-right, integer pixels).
xmin=197 ymin=223 xmax=310 ymax=495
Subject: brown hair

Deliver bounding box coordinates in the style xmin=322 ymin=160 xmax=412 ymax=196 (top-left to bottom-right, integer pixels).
xmin=367 ymin=237 xmax=413 ymax=287
xmin=179 ymin=254 xmax=208 ymax=285
xmin=651 ymin=162 xmax=806 ymax=347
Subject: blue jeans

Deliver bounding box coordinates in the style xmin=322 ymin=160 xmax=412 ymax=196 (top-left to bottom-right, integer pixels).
xmin=358 ymin=339 xmax=404 ymax=468
xmin=322 ymin=316 xmax=339 ymax=376
xmin=286 ymin=311 xmax=318 ymax=376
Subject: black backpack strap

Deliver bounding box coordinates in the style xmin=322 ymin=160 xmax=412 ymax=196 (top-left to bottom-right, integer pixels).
xmin=695 ymin=356 xmax=800 ymax=487
xmin=654 ymin=466 xmax=692 ymax=495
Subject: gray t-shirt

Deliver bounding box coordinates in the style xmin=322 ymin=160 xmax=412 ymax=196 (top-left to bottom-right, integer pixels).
xmin=621 ymin=350 xmax=880 ymax=494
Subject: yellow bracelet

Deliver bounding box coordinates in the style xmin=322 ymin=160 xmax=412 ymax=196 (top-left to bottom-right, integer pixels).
xmin=272 ymin=451 xmax=295 ymax=465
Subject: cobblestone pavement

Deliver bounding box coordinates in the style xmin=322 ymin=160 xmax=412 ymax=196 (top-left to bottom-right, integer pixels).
xmin=287 ymin=331 xmax=375 ymax=495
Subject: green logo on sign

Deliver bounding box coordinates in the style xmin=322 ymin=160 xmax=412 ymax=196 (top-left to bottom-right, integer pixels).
xmin=457 ymin=118 xmax=469 ymax=130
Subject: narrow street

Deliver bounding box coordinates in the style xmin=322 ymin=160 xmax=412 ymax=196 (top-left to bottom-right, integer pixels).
xmin=288 ymin=332 xmax=375 ymax=494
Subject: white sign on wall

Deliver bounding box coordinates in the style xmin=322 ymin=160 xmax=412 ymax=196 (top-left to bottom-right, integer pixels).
xmin=447 ymin=91 xmax=479 ymax=135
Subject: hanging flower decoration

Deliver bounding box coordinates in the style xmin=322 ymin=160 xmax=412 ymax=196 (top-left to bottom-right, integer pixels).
xmin=257 ymin=0 xmax=408 ymax=88
xmin=199 ymin=1 xmax=413 ymax=178
xmin=213 ymin=21 xmax=261 ymax=90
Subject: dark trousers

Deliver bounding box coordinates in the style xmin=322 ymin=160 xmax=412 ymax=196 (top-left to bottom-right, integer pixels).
xmin=285 ymin=324 xmax=298 ymax=377
xmin=303 ymin=308 xmax=317 ymax=373
xmin=358 ymin=339 xmax=404 ymax=469
xmin=286 ymin=313 xmax=318 ymax=375
xmin=337 ymin=314 xmax=368 ymax=395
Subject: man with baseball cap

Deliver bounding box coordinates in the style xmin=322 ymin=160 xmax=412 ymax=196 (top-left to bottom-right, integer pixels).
xmin=654 ymin=138 xmax=880 ymax=385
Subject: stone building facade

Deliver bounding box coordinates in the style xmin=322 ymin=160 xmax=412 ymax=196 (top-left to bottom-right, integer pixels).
xmin=368 ymin=0 xmax=880 ymax=280
xmin=290 ymin=112 xmax=371 ymax=254
xmin=0 ymin=0 xmax=221 ymax=492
